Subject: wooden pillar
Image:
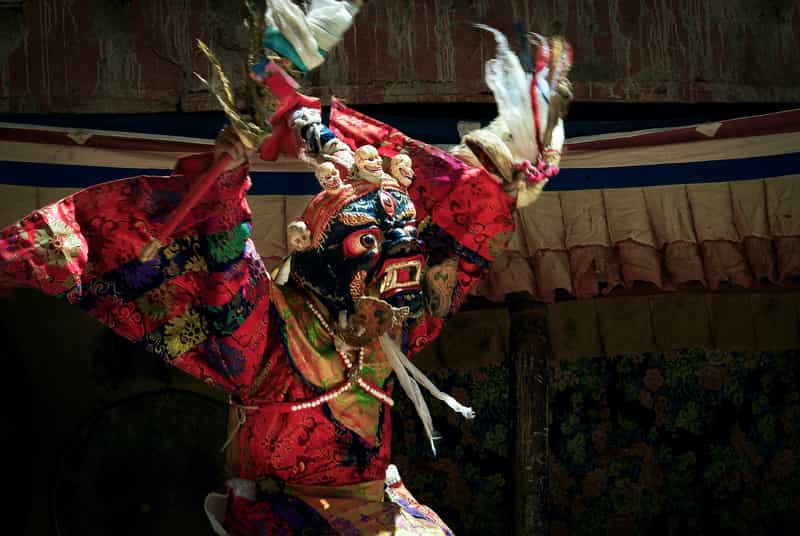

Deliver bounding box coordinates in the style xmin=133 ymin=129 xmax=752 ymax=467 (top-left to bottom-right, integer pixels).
xmin=508 ymin=293 xmax=550 ymax=536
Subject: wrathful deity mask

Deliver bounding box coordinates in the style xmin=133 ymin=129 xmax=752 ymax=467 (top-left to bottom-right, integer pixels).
xmin=289 ymin=182 xmax=423 ymax=321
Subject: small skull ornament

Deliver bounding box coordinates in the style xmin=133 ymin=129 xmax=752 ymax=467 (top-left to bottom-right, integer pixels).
xmin=315 ymin=162 xmax=345 ymax=194
xmin=389 ymin=154 xmax=414 ymax=188
xmin=287 ymin=220 xmax=311 ymax=252
xmin=352 ymin=145 xmax=386 ymax=184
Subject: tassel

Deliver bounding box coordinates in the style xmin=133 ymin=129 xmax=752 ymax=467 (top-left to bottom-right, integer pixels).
xmin=219 ymin=400 xmax=258 ymax=452
xmin=274 ymin=256 xmax=292 ymax=285
xmin=379 ymin=334 xmax=476 ymax=455
xmin=380 ymin=333 xmax=437 ymax=455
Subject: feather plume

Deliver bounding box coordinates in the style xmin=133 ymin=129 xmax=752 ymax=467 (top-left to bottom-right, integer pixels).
xmin=475 ymin=24 xmax=538 ymax=163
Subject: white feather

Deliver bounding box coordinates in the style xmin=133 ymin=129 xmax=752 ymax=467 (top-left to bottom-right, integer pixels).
xmin=475 ymin=24 xmax=539 ymax=162
xmin=380 ymin=334 xmax=438 ymax=455
xmin=268 ymin=0 xmax=325 ymax=70
xmin=267 ymin=0 xmax=360 ymax=70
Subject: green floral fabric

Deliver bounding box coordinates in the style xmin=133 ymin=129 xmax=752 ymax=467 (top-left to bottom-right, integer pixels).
xmin=392 ymin=363 xmax=513 ymax=535
xmin=550 ymin=349 xmax=800 ymax=535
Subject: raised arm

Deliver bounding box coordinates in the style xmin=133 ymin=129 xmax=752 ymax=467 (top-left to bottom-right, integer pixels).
xmin=0 ymin=138 xmax=272 ymax=395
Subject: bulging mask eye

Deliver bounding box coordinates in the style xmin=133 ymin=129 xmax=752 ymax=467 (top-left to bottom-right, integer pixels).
xmin=343 ymin=228 xmax=382 ymax=259
xmin=360 ymin=234 xmax=377 ymax=248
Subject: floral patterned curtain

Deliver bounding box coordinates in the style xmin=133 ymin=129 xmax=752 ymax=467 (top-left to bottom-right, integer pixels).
xmin=390 ymin=307 xmax=514 ymax=535
xmin=391 ymin=362 xmax=513 ymax=535
xmin=550 ymin=348 xmax=800 ymax=535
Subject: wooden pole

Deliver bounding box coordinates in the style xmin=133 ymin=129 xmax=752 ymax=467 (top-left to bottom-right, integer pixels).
xmin=508 ymin=292 xmax=550 ymax=536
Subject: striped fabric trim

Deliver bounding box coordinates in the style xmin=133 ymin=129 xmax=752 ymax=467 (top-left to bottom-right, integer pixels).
xmin=2 ymin=151 xmax=798 ymax=194
xmin=566 ymin=108 xmax=800 ymax=150
xmin=0 ymin=110 xmax=797 ymax=194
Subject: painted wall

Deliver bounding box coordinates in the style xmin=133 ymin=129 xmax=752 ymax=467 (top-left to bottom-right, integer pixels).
xmin=1 ymin=0 xmax=798 ymax=113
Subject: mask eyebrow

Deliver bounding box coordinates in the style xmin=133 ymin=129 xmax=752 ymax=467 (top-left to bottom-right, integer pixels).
xmin=397 ymin=205 xmax=416 ymax=221
xmin=337 ymin=212 xmax=379 ymax=226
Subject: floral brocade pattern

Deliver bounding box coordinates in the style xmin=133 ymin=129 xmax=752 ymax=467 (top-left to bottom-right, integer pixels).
xmin=0 ymin=162 xmax=268 ymax=395
xmin=550 ymin=349 xmax=800 ymax=535
xmin=391 ymin=363 xmax=512 ymax=535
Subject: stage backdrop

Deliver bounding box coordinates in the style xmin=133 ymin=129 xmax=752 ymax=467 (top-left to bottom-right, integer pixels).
xmin=1 ymin=110 xmax=799 ymax=535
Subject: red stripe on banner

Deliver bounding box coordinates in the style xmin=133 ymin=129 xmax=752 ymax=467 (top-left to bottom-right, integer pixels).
xmin=0 ymin=127 xmax=211 ymax=152
xmin=0 ymin=127 xmax=79 ymax=146
xmin=566 ymin=109 xmax=800 ymax=152
xmin=1 ymin=108 xmax=798 ymax=156
xmin=715 ymin=109 xmax=800 ymax=138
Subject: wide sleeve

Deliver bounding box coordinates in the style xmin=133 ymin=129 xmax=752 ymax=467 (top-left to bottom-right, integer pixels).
xmin=329 ymin=100 xmax=516 ymax=355
xmin=0 ymin=153 xmax=272 ymax=394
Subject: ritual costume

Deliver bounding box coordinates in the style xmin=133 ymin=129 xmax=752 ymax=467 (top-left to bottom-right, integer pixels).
xmin=0 ymin=25 xmax=572 ymax=535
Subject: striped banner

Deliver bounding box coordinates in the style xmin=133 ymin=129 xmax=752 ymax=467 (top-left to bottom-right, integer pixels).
xmin=0 ymin=109 xmax=797 ymax=196
xmin=1 ymin=110 xmax=798 ymax=304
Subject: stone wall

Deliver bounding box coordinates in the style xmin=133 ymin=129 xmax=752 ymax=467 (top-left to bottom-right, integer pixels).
xmin=1 ymin=0 xmax=798 ymax=113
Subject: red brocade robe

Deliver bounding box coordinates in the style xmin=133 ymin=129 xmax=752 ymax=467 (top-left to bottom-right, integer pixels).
xmin=0 ymin=105 xmax=514 ymax=534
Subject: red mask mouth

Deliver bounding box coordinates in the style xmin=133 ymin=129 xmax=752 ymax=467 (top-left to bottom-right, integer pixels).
xmin=373 ymin=254 xmax=424 ymax=299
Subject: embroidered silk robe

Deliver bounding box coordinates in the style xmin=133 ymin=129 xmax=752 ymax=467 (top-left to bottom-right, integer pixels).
xmin=0 ymin=104 xmax=515 ymax=535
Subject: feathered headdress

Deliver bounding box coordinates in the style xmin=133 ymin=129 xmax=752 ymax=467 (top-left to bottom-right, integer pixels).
xmin=461 ymin=25 xmax=573 ymax=208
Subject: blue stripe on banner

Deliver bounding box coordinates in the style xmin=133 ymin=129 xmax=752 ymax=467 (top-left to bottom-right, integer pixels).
xmin=0 ymin=111 xmax=747 ymax=142
xmin=548 ymin=152 xmax=800 ymax=191
xmin=0 ymin=162 xmax=169 ymax=188
xmin=1 ymin=152 xmax=798 ymax=194
xmin=249 ymin=171 xmax=318 ymax=194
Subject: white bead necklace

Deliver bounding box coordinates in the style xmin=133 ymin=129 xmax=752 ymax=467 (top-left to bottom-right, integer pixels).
xmin=290 ymin=300 xmax=394 ymax=412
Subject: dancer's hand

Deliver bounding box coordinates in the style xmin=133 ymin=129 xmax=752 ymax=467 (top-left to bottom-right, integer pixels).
xmin=214 ymin=126 xmax=249 ymax=171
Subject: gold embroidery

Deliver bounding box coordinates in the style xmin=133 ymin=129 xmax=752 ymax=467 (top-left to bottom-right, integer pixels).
xmin=349 ymin=270 xmax=367 ymax=300
xmin=488 ymin=230 xmax=513 ymax=259
xmin=163 ymin=240 xmax=183 ymax=260
xmin=424 ymin=257 xmax=458 ymax=318
xmin=417 ymin=216 xmax=432 ymax=234
xmin=338 ymin=212 xmax=379 ymax=226
xmin=398 ymin=205 xmax=417 ymax=221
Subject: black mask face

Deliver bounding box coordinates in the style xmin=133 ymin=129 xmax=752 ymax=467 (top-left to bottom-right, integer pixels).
xmin=291 ymin=188 xmax=424 ymax=319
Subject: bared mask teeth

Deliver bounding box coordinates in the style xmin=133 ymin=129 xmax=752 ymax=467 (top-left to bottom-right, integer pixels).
xmin=377 ymin=256 xmax=423 ymax=298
